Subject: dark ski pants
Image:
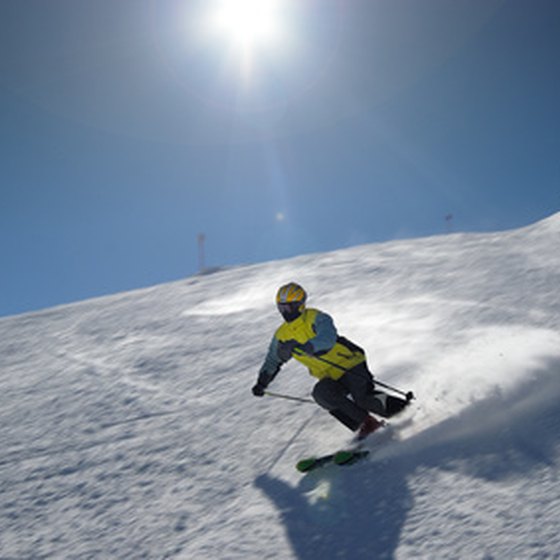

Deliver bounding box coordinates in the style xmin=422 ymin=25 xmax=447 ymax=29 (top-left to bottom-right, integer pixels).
xmin=312 ymin=362 xmax=405 ymax=431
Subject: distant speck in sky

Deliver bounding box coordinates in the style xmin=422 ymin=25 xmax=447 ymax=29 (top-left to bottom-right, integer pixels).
xmin=276 ymin=212 xmax=286 ymax=222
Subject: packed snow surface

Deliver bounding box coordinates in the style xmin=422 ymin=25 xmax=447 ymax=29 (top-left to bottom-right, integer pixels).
xmin=1 ymin=214 xmax=559 ymax=559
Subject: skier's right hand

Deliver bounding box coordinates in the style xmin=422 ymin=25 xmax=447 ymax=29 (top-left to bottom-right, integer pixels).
xmin=252 ymin=383 xmax=266 ymax=397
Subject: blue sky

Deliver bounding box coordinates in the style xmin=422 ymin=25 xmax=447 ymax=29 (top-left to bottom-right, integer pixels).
xmin=1 ymin=0 xmax=559 ymax=317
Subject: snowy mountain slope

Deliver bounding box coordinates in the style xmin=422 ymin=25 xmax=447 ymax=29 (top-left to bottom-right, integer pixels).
xmin=1 ymin=213 xmax=559 ymax=559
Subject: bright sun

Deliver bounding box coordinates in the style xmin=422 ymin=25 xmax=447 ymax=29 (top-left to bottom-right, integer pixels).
xmin=209 ymin=0 xmax=286 ymax=54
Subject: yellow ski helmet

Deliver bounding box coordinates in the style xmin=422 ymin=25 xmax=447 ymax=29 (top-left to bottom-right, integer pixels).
xmin=276 ymin=282 xmax=307 ymax=321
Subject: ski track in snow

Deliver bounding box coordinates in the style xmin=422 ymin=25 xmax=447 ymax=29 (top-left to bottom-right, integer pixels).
xmin=1 ymin=214 xmax=559 ymax=559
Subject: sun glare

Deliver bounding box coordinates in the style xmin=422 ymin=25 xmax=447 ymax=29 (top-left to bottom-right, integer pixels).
xmin=209 ymin=0 xmax=286 ymax=53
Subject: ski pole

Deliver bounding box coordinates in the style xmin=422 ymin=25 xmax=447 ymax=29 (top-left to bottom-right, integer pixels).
xmin=264 ymin=391 xmax=315 ymax=404
xmin=294 ymin=349 xmax=415 ymax=401
xmin=370 ymin=379 xmax=415 ymax=401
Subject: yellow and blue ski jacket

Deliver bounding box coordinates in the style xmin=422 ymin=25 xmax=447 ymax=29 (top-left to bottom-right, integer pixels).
xmin=259 ymin=308 xmax=366 ymax=382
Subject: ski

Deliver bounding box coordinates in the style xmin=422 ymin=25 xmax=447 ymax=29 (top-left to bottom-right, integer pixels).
xmin=296 ymin=448 xmax=369 ymax=473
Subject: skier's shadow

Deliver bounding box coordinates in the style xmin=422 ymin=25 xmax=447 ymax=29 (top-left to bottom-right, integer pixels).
xmin=255 ymin=361 xmax=560 ymax=560
xmin=255 ymin=453 xmax=411 ymax=560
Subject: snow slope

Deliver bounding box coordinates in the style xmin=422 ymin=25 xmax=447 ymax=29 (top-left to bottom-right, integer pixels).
xmin=1 ymin=213 xmax=559 ymax=559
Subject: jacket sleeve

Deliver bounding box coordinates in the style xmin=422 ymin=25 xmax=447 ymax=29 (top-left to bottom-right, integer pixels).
xmin=309 ymin=311 xmax=338 ymax=354
xmin=257 ymin=336 xmax=283 ymax=387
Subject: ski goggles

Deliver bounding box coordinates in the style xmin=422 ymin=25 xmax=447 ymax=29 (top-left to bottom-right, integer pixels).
xmin=277 ymin=301 xmax=302 ymax=314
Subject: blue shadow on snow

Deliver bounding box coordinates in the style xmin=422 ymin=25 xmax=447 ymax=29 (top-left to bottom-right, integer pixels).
xmin=255 ymin=359 xmax=560 ymax=560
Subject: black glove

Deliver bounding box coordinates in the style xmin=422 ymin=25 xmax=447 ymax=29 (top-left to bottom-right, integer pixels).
xmin=277 ymin=339 xmax=301 ymax=362
xmin=252 ymin=383 xmax=266 ymax=397
xmin=252 ymin=370 xmax=274 ymax=397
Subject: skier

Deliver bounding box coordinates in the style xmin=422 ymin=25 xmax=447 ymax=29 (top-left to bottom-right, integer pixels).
xmin=252 ymin=282 xmax=410 ymax=440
